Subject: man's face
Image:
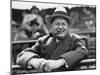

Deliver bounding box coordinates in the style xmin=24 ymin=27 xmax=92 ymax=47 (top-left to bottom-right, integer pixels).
xmin=51 ymin=17 xmax=69 ymax=38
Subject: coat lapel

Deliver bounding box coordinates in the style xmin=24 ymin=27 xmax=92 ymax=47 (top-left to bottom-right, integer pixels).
xmin=50 ymin=34 xmax=72 ymax=59
xmin=43 ymin=37 xmax=58 ymax=57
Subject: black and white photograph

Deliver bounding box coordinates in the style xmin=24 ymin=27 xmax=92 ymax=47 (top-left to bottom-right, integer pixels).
xmin=11 ymin=0 xmax=96 ymax=75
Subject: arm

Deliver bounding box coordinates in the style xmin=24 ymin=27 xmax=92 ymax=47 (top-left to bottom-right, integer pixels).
xmin=16 ymin=40 xmax=41 ymax=67
xmin=16 ymin=35 xmax=50 ymax=68
xmin=59 ymin=39 xmax=88 ymax=68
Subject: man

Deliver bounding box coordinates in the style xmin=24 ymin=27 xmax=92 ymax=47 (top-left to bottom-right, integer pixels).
xmin=16 ymin=7 xmax=88 ymax=72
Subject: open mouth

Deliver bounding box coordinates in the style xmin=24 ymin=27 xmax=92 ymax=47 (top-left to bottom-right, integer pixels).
xmin=56 ymin=28 xmax=65 ymax=33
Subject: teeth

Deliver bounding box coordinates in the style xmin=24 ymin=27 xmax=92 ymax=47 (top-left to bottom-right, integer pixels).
xmin=57 ymin=29 xmax=65 ymax=32
xmin=56 ymin=29 xmax=65 ymax=32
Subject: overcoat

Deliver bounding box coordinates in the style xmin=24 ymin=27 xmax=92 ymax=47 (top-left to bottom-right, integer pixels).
xmin=16 ymin=33 xmax=88 ymax=71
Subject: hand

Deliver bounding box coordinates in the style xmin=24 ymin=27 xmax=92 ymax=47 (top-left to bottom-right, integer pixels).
xmin=39 ymin=58 xmax=47 ymax=71
xmin=44 ymin=59 xmax=65 ymax=72
xmin=28 ymin=58 xmax=47 ymax=70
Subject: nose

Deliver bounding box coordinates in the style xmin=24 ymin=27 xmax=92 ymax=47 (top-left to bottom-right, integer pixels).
xmin=58 ymin=24 xmax=63 ymax=28
xmin=56 ymin=24 xmax=65 ymax=32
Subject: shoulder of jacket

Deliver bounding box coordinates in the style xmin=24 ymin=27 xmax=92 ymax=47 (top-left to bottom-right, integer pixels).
xmin=70 ymin=33 xmax=83 ymax=40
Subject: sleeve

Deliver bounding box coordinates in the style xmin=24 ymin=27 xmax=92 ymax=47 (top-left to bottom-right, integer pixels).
xmin=61 ymin=59 xmax=69 ymax=68
xmin=16 ymin=40 xmax=41 ymax=67
xmin=59 ymin=39 xmax=88 ymax=68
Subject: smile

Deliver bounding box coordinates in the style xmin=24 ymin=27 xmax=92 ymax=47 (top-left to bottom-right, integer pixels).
xmin=56 ymin=28 xmax=65 ymax=33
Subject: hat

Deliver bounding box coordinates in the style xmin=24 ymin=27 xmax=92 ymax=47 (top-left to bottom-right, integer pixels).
xmin=30 ymin=6 xmax=39 ymax=11
xmin=45 ymin=6 xmax=72 ymax=25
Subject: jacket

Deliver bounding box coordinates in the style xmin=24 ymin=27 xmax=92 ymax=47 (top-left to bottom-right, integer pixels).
xmin=16 ymin=33 xmax=88 ymax=71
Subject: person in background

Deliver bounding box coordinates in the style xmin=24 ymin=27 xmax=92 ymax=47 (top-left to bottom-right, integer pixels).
xmin=14 ymin=6 xmax=49 ymax=41
xmin=16 ymin=6 xmax=88 ymax=72
xmin=13 ymin=6 xmax=49 ymax=64
xmin=12 ymin=20 xmax=20 ymax=41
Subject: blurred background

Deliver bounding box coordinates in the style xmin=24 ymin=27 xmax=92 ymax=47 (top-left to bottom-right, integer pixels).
xmin=11 ymin=1 xmax=96 ymax=73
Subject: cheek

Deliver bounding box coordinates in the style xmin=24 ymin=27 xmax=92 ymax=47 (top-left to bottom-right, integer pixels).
xmin=50 ymin=27 xmax=57 ymax=33
xmin=64 ymin=25 xmax=68 ymax=30
xmin=53 ymin=26 xmax=58 ymax=29
xmin=65 ymin=27 xmax=68 ymax=30
xmin=51 ymin=25 xmax=56 ymax=29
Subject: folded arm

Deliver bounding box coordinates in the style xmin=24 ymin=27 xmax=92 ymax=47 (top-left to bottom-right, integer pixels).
xmin=59 ymin=39 xmax=88 ymax=69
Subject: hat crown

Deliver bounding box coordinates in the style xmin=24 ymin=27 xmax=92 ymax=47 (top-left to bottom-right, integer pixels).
xmin=54 ymin=6 xmax=67 ymax=14
xmin=45 ymin=6 xmax=72 ymax=26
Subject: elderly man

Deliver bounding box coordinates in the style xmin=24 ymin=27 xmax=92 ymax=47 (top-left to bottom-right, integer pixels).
xmin=16 ymin=7 xmax=88 ymax=72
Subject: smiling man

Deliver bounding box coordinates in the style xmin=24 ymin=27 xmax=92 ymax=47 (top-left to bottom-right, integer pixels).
xmin=16 ymin=6 xmax=88 ymax=72
xmin=50 ymin=17 xmax=69 ymax=39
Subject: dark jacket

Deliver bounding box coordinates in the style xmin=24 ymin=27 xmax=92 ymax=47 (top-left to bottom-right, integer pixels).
xmin=16 ymin=33 xmax=88 ymax=71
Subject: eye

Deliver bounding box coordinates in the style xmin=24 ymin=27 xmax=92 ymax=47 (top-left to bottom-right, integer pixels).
xmin=55 ymin=22 xmax=60 ymax=26
xmin=62 ymin=23 xmax=66 ymax=26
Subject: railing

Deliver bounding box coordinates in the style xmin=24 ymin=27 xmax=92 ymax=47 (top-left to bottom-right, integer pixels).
xmin=12 ymin=58 xmax=96 ymax=70
xmin=12 ymin=40 xmax=37 ymax=45
xmin=11 ymin=58 xmax=96 ymax=74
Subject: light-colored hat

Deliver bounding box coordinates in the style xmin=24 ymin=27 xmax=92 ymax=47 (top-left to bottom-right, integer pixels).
xmin=45 ymin=6 xmax=72 ymax=25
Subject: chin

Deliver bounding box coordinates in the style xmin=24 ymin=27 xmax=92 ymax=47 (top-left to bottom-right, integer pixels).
xmin=56 ymin=34 xmax=66 ymax=38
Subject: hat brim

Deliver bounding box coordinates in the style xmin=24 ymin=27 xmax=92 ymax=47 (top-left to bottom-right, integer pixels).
xmin=45 ymin=14 xmax=72 ymax=26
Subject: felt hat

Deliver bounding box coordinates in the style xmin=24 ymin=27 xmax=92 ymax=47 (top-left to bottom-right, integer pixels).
xmin=45 ymin=6 xmax=72 ymax=25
